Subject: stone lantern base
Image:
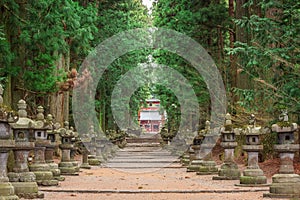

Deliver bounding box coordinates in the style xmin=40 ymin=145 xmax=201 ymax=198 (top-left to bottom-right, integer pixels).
xmin=80 ymin=162 xmax=92 ymax=169
xmin=213 ymin=161 xmax=240 ymax=180
xmin=263 ymin=174 xmax=300 ymax=198
xmin=239 ymin=168 xmax=267 ymax=186
xmin=48 ymin=162 xmax=65 ymax=181
xmin=58 ymin=162 xmax=79 ymax=175
xmin=181 ymin=153 xmax=190 ymax=166
xmin=238 ymin=146 xmax=267 ymax=186
xmin=187 ymin=159 xmax=203 ymax=172
xmin=80 ymin=151 xmax=91 ymax=169
xmin=29 ymin=164 xmax=58 ymax=186
xmin=196 ymin=161 xmax=218 ymax=175
xmin=8 ymin=172 xmax=43 ymax=199
xmin=11 ymin=182 xmax=43 ymax=199
xmin=0 ymin=182 xmax=19 ymax=200
xmin=196 ymin=144 xmax=218 ymax=175
xmin=88 ymin=155 xmax=101 ymax=166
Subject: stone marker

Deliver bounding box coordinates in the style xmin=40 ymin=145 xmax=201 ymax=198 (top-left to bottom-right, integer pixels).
xmin=8 ymin=100 xmax=43 ymax=198
xmin=29 ymin=106 xmax=58 ymax=186
xmin=213 ymin=113 xmax=240 ymax=180
xmin=238 ymin=114 xmax=267 ymax=186
xmin=87 ymin=126 xmax=101 ymax=166
xmin=45 ymin=114 xmax=65 ymax=181
xmin=79 ymin=131 xmax=91 ymax=169
xmin=196 ymin=121 xmax=218 ymax=175
xmin=181 ymin=147 xmax=191 ymax=166
xmin=57 ymin=121 xmax=78 ymax=175
xmin=69 ymin=127 xmax=80 ymax=172
xmin=264 ymin=111 xmax=300 ymax=198
xmin=187 ymin=128 xmax=204 ymax=172
xmin=0 ymin=86 xmax=19 ymax=200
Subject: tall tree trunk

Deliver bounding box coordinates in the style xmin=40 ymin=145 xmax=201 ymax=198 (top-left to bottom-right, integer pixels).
xmin=50 ymin=51 xmax=70 ymax=126
xmin=236 ymin=0 xmax=251 ymax=90
xmin=228 ymin=0 xmax=237 ymax=106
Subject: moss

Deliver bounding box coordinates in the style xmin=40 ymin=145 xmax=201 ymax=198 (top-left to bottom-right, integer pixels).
xmin=276 ymin=121 xmax=291 ymax=127
xmin=7 ymin=150 xmax=15 ymax=172
xmin=224 ymin=124 xmax=233 ymax=131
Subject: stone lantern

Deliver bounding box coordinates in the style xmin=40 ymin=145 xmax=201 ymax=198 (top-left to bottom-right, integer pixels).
xmin=29 ymin=106 xmax=58 ymax=186
xmin=187 ymin=128 xmax=204 ymax=172
xmin=0 ymin=85 xmax=19 ymax=200
xmin=58 ymin=121 xmax=78 ymax=175
xmin=69 ymin=127 xmax=80 ymax=172
xmin=196 ymin=121 xmax=218 ymax=175
xmin=95 ymin=136 xmax=106 ymax=163
xmin=264 ymin=111 xmax=300 ymax=198
xmin=239 ymin=114 xmax=267 ymax=186
xmin=79 ymin=131 xmax=91 ymax=169
xmin=88 ymin=126 xmax=101 ymax=166
xmin=8 ymin=99 xmax=42 ymax=198
xmin=44 ymin=114 xmax=64 ymax=181
xmin=181 ymin=145 xmax=193 ymax=166
xmin=213 ymin=113 xmax=240 ymax=180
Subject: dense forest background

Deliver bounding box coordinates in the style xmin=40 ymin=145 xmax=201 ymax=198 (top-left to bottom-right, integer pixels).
xmin=0 ymin=0 xmax=299 ymax=131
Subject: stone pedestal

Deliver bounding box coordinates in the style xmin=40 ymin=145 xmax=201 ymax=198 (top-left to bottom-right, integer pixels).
xmin=213 ymin=142 xmax=240 ymax=180
xmin=45 ymin=144 xmax=65 ymax=181
xmin=181 ymin=152 xmax=190 ymax=166
xmin=8 ymin=145 xmax=43 ymax=199
xmin=264 ymin=144 xmax=300 ymax=198
xmin=239 ymin=145 xmax=267 ymax=186
xmin=102 ymin=140 xmax=114 ymax=161
xmin=187 ymin=145 xmax=202 ymax=172
xmin=70 ymin=147 xmax=79 ymax=172
xmin=0 ymin=142 xmax=19 ymax=200
xmin=95 ymin=139 xmax=105 ymax=162
xmin=88 ymin=142 xmax=101 ymax=166
xmin=196 ymin=143 xmax=218 ymax=175
xmin=58 ymin=144 xmax=78 ymax=175
xmin=29 ymin=145 xmax=58 ymax=186
xmin=80 ymin=149 xmax=91 ymax=169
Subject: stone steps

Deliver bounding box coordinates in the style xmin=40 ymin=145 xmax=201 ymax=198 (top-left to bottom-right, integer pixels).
xmin=105 ymin=135 xmax=180 ymax=172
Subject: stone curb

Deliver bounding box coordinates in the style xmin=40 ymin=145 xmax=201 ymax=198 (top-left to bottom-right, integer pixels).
xmin=41 ymin=189 xmax=269 ymax=194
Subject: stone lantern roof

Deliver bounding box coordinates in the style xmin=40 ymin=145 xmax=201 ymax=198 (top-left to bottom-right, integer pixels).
xmin=34 ymin=106 xmax=51 ymax=130
xmin=272 ymin=112 xmax=298 ymax=133
xmin=220 ymin=113 xmax=234 ymax=133
xmin=58 ymin=121 xmax=75 ymax=138
xmin=245 ymin=114 xmax=263 ymax=136
xmin=9 ymin=99 xmax=35 ymax=130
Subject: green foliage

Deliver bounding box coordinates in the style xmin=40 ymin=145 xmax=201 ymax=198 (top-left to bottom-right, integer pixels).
xmin=229 ymin=1 xmax=300 ymax=117
xmin=94 ymin=0 xmax=150 ymax=131
xmin=261 ymin=131 xmax=277 ymax=159
xmin=0 ymin=0 xmax=98 ymax=93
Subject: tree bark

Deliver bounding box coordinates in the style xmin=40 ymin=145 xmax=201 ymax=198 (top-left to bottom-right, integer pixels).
xmin=50 ymin=52 xmax=70 ymax=126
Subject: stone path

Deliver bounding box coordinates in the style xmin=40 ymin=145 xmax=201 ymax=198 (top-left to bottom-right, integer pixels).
xmin=104 ymin=135 xmax=180 ymax=173
xmin=39 ymin=135 xmax=273 ymax=200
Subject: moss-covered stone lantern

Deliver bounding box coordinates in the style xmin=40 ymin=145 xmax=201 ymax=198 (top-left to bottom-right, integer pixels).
xmin=29 ymin=106 xmax=58 ymax=186
xmin=8 ymin=100 xmax=42 ymax=198
xmin=58 ymin=121 xmax=78 ymax=175
xmin=239 ymin=114 xmax=267 ymax=186
xmin=264 ymin=111 xmax=300 ymax=198
xmin=187 ymin=127 xmax=205 ymax=172
xmin=213 ymin=113 xmax=240 ymax=180
xmin=44 ymin=114 xmax=64 ymax=181
xmin=0 ymin=84 xmax=19 ymax=200
xmin=196 ymin=121 xmax=218 ymax=175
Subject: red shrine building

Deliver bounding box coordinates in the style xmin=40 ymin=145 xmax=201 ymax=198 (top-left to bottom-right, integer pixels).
xmin=138 ymin=99 xmax=165 ymax=133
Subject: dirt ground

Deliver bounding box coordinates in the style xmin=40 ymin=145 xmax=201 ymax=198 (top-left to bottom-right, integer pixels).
xmin=36 ymin=149 xmax=300 ymax=200
xmin=38 ymin=163 xmax=273 ymax=200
